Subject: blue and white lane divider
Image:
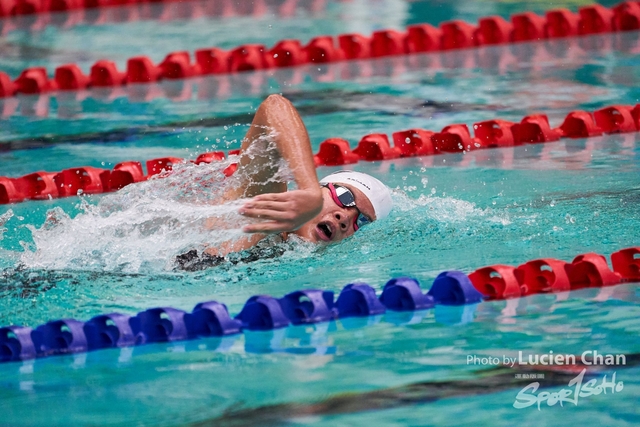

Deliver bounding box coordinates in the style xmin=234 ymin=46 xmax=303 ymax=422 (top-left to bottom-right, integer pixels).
xmin=0 ymin=272 xmax=483 ymax=363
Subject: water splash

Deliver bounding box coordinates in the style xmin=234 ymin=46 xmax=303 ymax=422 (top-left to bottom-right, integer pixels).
xmin=15 ymin=173 xmax=512 ymax=274
xmin=392 ymin=191 xmax=511 ymax=225
xmin=11 ymin=125 xmax=516 ymax=276
xmin=18 ymin=131 xmax=295 ymax=274
xmin=0 ymin=209 xmax=13 ymax=241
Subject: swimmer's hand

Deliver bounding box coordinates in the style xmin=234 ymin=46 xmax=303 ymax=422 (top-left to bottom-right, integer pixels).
xmin=239 ymin=189 xmax=322 ymax=233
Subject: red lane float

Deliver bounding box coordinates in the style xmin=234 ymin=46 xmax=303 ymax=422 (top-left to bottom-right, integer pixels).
xmin=0 ymin=152 xmax=232 ymax=204
xmin=371 ymin=30 xmax=406 ymax=57
xmin=613 ymin=1 xmax=640 ymax=31
xmin=222 ymin=150 xmax=240 ymax=177
xmin=13 ymin=172 xmax=59 ymax=200
xmin=593 ymin=105 xmax=638 ymax=133
xmin=228 ymin=45 xmax=272 ymax=72
xmin=223 ymin=163 xmax=238 ymax=177
xmin=352 ymin=134 xmax=402 ymax=161
xmin=545 ymin=9 xmax=580 ymax=38
xmin=146 ymin=157 xmax=183 ymax=176
xmin=392 ymin=129 xmax=437 ymax=156
xmin=475 ymin=16 xmax=513 ymax=45
xmin=611 ymin=247 xmax=640 ymax=280
xmin=304 ymin=36 xmax=344 ymax=63
xmin=339 ymin=34 xmax=372 ymax=59
xmin=633 ymin=105 xmax=640 ymax=127
xmin=15 ymin=67 xmax=57 ymax=95
xmin=515 ymin=258 xmax=571 ymax=295
xmin=566 ymin=253 xmax=622 ymax=288
xmin=0 ymin=177 xmax=24 ymax=204
xmin=127 ymin=56 xmax=162 ymax=84
xmin=313 ymin=138 xmax=359 ymax=166
xmin=404 ymin=24 xmax=442 ymax=53
xmin=579 ymin=4 xmax=615 ymax=34
xmin=108 ymin=161 xmax=146 ymax=190
xmin=0 ymin=72 xmax=16 ymax=98
xmin=194 ymin=152 xmax=237 ymax=177
xmin=53 ymin=167 xmax=110 ymax=197
xmin=440 ymin=20 xmax=477 ymax=50
xmin=511 ymin=12 xmax=547 ymax=41
xmin=511 ymin=114 xmax=561 ymax=144
xmin=195 ymin=152 xmax=225 ymax=164
xmin=472 ymin=120 xmax=516 ymax=148
xmin=90 ymin=60 xmax=127 ymax=87
xmin=195 ymin=48 xmax=230 ymax=75
xmin=159 ymin=52 xmax=201 ymax=79
xmin=55 ymin=64 xmax=90 ymax=90
xmin=431 ymin=124 xmax=479 ymax=152
xmin=468 ymin=265 xmax=521 ymax=300
xmin=3 ymin=1 xmax=638 ymax=100
xmin=558 ymin=111 xmax=603 ymax=138
xmin=269 ymin=40 xmax=307 ymax=68
xmin=467 ymin=250 xmax=632 ymax=300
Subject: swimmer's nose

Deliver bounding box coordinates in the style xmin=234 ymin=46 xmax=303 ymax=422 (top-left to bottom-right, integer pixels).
xmin=334 ymin=212 xmax=349 ymax=232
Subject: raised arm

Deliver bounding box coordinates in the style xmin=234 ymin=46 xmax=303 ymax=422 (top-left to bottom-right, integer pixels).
xmin=227 ymin=94 xmax=323 ymax=234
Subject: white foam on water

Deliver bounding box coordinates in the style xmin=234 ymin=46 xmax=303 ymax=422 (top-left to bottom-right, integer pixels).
xmin=18 ymin=131 xmax=296 ymax=274
xmin=392 ymin=191 xmax=512 ymax=226
xmin=17 ymin=181 xmax=511 ymax=274
xmin=13 ymin=127 xmax=517 ymax=275
xmin=0 ymin=209 xmax=13 ymax=241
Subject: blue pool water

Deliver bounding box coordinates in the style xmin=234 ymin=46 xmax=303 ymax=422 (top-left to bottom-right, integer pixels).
xmin=1 ymin=0 xmax=640 ymax=426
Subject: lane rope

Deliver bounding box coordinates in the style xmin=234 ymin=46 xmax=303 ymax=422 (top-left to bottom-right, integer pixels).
xmin=0 ymin=0 xmax=197 ymax=18
xmin=1 ymin=103 xmax=638 ymax=205
xmin=0 ymin=246 xmax=638 ymax=363
xmin=1 ymin=2 xmax=639 ymax=99
xmin=0 ymin=0 xmax=325 ymax=35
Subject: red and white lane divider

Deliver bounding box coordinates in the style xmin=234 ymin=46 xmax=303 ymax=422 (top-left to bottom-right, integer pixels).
xmin=0 ymin=0 xmax=198 ymax=18
xmin=1 ymin=104 xmax=639 ymax=205
xmin=0 ymin=149 xmax=240 ymax=204
xmin=7 ymin=34 xmax=638 ymax=119
xmin=0 ymin=0 xmax=326 ymax=36
xmin=1 ymin=2 xmax=639 ymax=99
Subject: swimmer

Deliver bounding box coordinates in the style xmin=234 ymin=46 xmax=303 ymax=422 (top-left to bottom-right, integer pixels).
xmin=176 ymin=94 xmax=392 ymax=270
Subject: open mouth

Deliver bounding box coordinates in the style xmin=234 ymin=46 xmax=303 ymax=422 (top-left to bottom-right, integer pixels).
xmin=316 ymin=221 xmax=334 ymax=242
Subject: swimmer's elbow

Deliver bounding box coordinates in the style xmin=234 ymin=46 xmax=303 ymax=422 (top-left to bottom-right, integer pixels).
xmin=260 ymin=94 xmax=293 ymax=114
xmin=264 ymin=93 xmax=289 ymax=105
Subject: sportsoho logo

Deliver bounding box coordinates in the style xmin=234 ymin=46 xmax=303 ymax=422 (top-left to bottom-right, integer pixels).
xmin=512 ymin=351 xmax=626 ymax=410
xmin=513 ymin=369 xmax=624 ymax=410
xmin=467 ymin=351 xmax=627 ymax=410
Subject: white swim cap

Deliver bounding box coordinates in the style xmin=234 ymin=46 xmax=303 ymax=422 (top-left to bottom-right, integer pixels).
xmin=319 ymin=170 xmax=393 ymax=220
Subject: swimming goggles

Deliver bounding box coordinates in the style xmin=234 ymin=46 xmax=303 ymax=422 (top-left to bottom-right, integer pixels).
xmin=322 ymin=183 xmax=372 ymax=231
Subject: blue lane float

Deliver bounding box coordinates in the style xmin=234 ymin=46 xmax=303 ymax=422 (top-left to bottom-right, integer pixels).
xmin=0 ymin=326 xmax=36 ymax=361
xmin=32 ymin=319 xmax=88 ymax=357
xmin=186 ymin=301 xmax=242 ymax=337
xmin=84 ymin=313 xmax=136 ymax=350
xmin=5 ymin=274 xmax=482 ymax=363
xmin=278 ymin=290 xmax=335 ymax=325
xmin=336 ymin=283 xmax=387 ymax=317
xmin=235 ymin=295 xmax=291 ymax=330
xmin=130 ymin=307 xmax=189 ymax=344
xmin=427 ymin=271 xmax=485 ymax=305
xmin=380 ymin=277 xmax=435 ymax=310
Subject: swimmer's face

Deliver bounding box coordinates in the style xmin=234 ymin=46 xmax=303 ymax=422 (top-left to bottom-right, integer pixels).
xmin=293 ymin=184 xmax=376 ymax=244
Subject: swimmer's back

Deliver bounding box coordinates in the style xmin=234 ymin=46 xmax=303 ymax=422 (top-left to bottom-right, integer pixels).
xmin=175 ymin=235 xmax=287 ymax=271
